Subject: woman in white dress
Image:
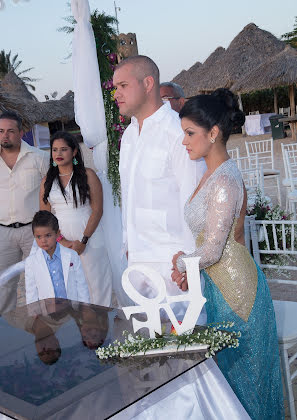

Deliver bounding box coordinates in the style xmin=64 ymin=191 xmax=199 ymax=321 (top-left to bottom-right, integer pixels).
xmin=40 ymin=131 xmax=112 ymax=307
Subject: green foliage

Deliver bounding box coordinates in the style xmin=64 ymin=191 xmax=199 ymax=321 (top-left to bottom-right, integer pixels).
xmin=91 ymin=11 xmax=118 ymax=83
xmin=96 ymin=323 xmax=241 ymax=361
xmin=281 ymin=16 xmax=297 ymax=49
xmin=59 ymin=9 xmax=118 ymax=83
xmin=242 ymin=86 xmax=297 ymax=114
xmin=0 ymin=49 xmax=38 ymax=91
xmin=103 ymin=88 xmax=122 ymax=205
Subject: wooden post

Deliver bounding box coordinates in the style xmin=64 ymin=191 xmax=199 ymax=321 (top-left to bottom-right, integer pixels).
xmin=238 ymin=93 xmax=246 ymax=136
xmin=273 ymin=89 xmax=278 ymax=114
xmin=289 ymin=84 xmax=296 ymax=117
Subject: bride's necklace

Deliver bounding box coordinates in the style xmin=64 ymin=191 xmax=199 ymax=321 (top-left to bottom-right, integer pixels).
xmin=59 ymin=171 xmax=73 ymax=177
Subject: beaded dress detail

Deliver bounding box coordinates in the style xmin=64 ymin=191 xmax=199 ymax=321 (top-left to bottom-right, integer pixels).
xmin=177 ymin=159 xmax=284 ymax=420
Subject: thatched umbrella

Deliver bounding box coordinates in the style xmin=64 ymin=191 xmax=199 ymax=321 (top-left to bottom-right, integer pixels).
xmin=24 ymin=91 xmax=74 ymax=125
xmin=0 ymin=89 xmax=74 ymax=131
xmin=0 ymin=89 xmax=33 ymax=130
xmin=185 ymin=47 xmax=226 ymax=97
xmin=172 ymin=61 xmax=202 ymax=97
xmin=232 ymin=45 xmax=297 ymax=116
xmin=0 ymin=70 xmax=36 ymax=101
xmin=195 ymin=23 xmax=285 ymax=93
xmin=172 ymin=69 xmax=188 ymax=85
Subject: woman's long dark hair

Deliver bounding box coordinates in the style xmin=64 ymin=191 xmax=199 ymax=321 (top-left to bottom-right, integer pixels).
xmin=43 ymin=131 xmax=90 ymax=208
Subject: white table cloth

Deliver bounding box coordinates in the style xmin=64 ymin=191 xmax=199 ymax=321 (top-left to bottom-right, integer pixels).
xmin=113 ymin=359 xmax=250 ymax=420
xmin=245 ymin=113 xmax=275 ymax=136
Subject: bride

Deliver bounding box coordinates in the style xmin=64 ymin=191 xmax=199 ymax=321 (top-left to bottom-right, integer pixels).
xmin=40 ymin=131 xmax=112 ymax=307
xmin=171 ymin=89 xmax=284 ymax=420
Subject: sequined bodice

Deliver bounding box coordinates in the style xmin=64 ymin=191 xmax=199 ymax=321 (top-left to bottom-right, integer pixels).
xmin=177 ymin=159 xmax=257 ymax=321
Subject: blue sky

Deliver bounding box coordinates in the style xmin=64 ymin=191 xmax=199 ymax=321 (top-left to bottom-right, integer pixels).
xmin=0 ymin=0 xmax=296 ymax=100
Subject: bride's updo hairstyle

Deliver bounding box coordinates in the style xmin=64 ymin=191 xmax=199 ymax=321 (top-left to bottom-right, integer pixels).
xmin=179 ymin=88 xmax=245 ymax=144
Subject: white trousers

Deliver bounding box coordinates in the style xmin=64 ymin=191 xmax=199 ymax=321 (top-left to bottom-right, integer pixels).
xmin=0 ymin=224 xmax=33 ymax=307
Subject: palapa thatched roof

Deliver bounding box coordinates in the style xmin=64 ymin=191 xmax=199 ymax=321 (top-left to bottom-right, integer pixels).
xmin=175 ymin=23 xmax=286 ymax=96
xmin=198 ymin=23 xmax=286 ymax=92
xmin=172 ymin=61 xmax=202 ymax=93
xmin=0 ymin=70 xmax=36 ymax=101
xmin=0 ymin=89 xmax=33 ymax=130
xmin=25 ymin=91 xmax=74 ymax=125
xmin=184 ymin=47 xmax=226 ymax=96
xmin=232 ymin=45 xmax=297 ymax=93
xmin=0 ymin=89 xmax=74 ymax=131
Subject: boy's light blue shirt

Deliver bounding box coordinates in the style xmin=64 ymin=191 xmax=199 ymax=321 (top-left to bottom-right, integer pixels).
xmin=42 ymin=243 xmax=67 ymax=299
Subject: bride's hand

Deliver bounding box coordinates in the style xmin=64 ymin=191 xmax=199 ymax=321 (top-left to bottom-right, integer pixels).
xmin=70 ymin=240 xmax=86 ymax=256
xmin=171 ymin=269 xmax=188 ymax=291
xmin=172 ymin=251 xmax=184 ymax=270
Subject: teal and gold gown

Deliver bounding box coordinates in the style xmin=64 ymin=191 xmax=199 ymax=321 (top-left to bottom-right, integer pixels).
xmin=177 ymin=159 xmax=284 ymax=420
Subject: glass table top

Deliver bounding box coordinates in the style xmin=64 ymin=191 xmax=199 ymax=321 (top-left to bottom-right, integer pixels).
xmin=0 ymin=299 xmax=207 ymax=420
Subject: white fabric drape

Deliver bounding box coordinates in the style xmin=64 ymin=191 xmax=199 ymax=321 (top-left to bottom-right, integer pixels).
xmin=113 ymin=359 xmax=251 ymax=420
xmin=71 ymin=0 xmax=129 ymax=307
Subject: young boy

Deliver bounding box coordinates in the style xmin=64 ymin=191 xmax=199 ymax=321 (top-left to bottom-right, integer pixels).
xmin=25 ymin=211 xmax=90 ymax=304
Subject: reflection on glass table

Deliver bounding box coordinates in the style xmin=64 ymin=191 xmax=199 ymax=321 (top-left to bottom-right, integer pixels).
xmin=0 ymin=298 xmax=207 ymax=420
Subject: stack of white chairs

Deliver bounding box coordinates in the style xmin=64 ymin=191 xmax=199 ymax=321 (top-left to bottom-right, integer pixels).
xmin=227 ymin=147 xmax=240 ymax=160
xmin=283 ymin=148 xmax=297 ymax=218
xmin=249 ymin=217 xmax=297 ymax=419
xmin=245 ymin=139 xmax=281 ymax=205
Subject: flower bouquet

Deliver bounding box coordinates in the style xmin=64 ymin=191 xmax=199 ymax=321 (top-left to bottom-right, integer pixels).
xmin=96 ymin=322 xmax=240 ymax=361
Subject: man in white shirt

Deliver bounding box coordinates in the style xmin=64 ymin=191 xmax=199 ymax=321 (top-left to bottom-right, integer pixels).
xmin=113 ymin=56 xmax=206 ymax=316
xmin=0 ymin=111 xmax=49 ymax=305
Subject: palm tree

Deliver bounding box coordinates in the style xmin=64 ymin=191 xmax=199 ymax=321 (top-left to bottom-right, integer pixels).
xmin=281 ymin=17 xmax=297 ymax=49
xmin=59 ymin=9 xmax=118 ymax=82
xmin=0 ymin=49 xmax=38 ymax=91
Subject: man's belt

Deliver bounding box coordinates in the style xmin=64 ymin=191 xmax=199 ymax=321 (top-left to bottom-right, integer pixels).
xmin=0 ymin=221 xmax=32 ymax=228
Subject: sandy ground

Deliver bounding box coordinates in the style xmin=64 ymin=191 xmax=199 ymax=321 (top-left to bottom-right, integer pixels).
xmin=15 ymin=129 xmax=297 ymax=417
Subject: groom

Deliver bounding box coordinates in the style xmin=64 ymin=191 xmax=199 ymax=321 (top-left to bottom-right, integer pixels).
xmin=113 ymin=55 xmax=206 ymax=317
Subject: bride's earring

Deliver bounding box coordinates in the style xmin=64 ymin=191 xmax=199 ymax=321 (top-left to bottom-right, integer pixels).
xmin=210 ymin=137 xmax=216 ymax=144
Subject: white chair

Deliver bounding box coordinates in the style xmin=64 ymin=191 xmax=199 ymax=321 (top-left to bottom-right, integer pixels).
xmin=227 ymin=147 xmax=240 ymax=160
xmin=245 ymin=139 xmax=281 ymax=205
xmin=279 ymin=107 xmax=291 ymax=117
xmin=249 ymin=217 xmax=297 ymax=419
xmin=285 ymin=150 xmax=297 ymax=218
xmin=234 ymin=156 xmax=265 ymax=207
xmin=273 ymin=300 xmax=297 ymax=420
xmin=250 ymin=218 xmax=297 ymax=284
xmin=281 ymin=143 xmax=297 ymax=211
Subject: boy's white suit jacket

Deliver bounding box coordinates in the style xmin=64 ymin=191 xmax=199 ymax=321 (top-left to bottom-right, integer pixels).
xmin=25 ymin=245 xmax=90 ymax=304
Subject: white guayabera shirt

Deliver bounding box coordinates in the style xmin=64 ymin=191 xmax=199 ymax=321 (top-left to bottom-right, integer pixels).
xmin=0 ymin=141 xmax=49 ymax=225
xmin=119 ymin=103 xmax=206 ymax=263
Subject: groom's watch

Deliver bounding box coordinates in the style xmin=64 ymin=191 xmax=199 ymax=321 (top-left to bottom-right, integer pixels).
xmin=81 ymin=236 xmax=89 ymax=245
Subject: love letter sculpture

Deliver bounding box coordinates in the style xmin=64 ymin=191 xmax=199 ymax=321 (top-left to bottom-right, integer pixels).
xmin=121 ymin=257 xmax=206 ymax=338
